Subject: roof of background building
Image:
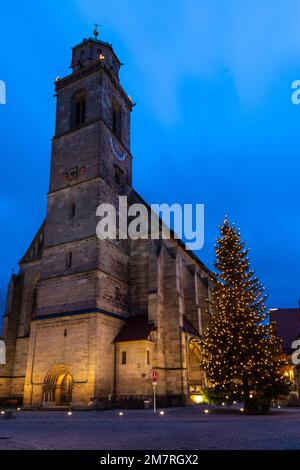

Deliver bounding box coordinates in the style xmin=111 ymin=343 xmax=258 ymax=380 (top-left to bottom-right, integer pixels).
xmin=270 ymin=308 xmax=300 ymax=353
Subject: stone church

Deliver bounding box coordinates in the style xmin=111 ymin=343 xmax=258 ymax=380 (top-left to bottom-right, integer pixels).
xmin=0 ymin=34 xmax=213 ymax=408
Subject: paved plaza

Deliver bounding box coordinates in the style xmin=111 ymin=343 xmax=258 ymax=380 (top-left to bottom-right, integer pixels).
xmin=0 ymin=405 xmax=300 ymax=450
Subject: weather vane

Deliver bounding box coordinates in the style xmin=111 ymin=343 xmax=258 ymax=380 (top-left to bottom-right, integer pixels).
xmin=93 ymin=23 xmax=100 ymax=39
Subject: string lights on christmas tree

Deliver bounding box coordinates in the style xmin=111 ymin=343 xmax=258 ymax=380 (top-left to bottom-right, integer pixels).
xmin=201 ymin=218 xmax=289 ymax=412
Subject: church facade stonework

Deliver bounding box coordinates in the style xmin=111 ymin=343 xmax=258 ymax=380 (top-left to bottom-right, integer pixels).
xmin=0 ymin=36 xmax=212 ymax=408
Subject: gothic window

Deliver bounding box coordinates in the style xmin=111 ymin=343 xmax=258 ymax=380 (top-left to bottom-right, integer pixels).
xmin=36 ymin=233 xmax=43 ymax=259
xmin=77 ymin=49 xmax=85 ymax=69
xmin=115 ymin=286 xmax=120 ymax=298
xmin=70 ymin=202 xmax=76 ymax=218
xmin=121 ymin=351 xmax=127 ymax=365
xmin=66 ymin=252 xmax=73 ymax=269
xmin=112 ymin=100 xmax=122 ymax=140
xmin=71 ymin=90 xmax=86 ymax=128
xmin=147 ymin=350 xmax=150 ymax=365
xmin=31 ymin=287 xmax=37 ymax=317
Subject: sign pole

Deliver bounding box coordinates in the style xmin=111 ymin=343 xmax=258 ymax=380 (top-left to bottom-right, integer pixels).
xmin=151 ymin=370 xmax=158 ymax=414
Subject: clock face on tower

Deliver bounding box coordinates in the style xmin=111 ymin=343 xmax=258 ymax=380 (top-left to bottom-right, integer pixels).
xmin=110 ymin=136 xmax=127 ymax=162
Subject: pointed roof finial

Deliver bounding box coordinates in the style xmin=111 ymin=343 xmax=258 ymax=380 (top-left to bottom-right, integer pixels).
xmin=93 ymin=23 xmax=100 ymax=40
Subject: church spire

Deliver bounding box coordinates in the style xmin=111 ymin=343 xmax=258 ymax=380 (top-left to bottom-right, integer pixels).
xmin=93 ymin=23 xmax=100 ymax=40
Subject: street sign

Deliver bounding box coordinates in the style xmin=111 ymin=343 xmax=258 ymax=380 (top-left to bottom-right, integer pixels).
xmin=151 ymin=370 xmax=158 ymax=383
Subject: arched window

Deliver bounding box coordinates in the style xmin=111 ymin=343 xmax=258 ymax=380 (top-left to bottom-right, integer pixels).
xmin=121 ymin=351 xmax=127 ymax=365
xmin=70 ymin=202 xmax=76 ymax=219
xmin=71 ymin=90 xmax=86 ymax=128
xmin=112 ymin=100 xmax=122 ymax=140
xmin=67 ymin=252 xmax=73 ymax=269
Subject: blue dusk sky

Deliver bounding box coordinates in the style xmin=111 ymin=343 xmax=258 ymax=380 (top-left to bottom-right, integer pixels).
xmin=0 ymin=0 xmax=299 ymax=317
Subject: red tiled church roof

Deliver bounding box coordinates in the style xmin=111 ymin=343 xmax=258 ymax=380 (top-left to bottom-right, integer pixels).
xmin=270 ymin=308 xmax=300 ymax=353
xmin=114 ymin=314 xmax=201 ymax=343
xmin=114 ymin=314 xmax=154 ymax=343
xmin=182 ymin=315 xmax=200 ymax=338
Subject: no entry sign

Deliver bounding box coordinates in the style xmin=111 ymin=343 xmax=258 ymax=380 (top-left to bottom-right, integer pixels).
xmin=151 ymin=370 xmax=157 ymax=384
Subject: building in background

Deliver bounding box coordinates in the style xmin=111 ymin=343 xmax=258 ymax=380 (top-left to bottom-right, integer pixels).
xmin=0 ymin=34 xmax=212 ymax=408
xmin=270 ymin=307 xmax=300 ymax=402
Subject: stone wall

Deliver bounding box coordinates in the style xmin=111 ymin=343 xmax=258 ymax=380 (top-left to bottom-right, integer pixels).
xmin=115 ymin=341 xmax=154 ymax=396
xmin=24 ymin=314 xmax=97 ymax=406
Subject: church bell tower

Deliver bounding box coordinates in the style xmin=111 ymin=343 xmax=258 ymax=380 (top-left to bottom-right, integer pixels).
xmin=40 ymin=31 xmax=134 ymax=317
xmin=23 ymin=31 xmax=134 ymax=406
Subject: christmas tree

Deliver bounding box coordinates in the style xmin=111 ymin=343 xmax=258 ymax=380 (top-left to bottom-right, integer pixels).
xmin=201 ymin=218 xmax=289 ymax=412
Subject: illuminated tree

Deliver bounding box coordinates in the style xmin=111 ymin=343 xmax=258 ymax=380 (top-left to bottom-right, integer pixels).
xmin=201 ymin=218 xmax=289 ymax=412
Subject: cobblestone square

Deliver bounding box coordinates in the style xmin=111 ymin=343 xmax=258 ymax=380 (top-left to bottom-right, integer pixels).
xmin=0 ymin=405 xmax=300 ymax=450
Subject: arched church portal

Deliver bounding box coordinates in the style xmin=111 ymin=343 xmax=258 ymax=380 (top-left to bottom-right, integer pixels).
xmin=43 ymin=365 xmax=73 ymax=406
xmin=188 ymin=339 xmax=206 ymax=402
